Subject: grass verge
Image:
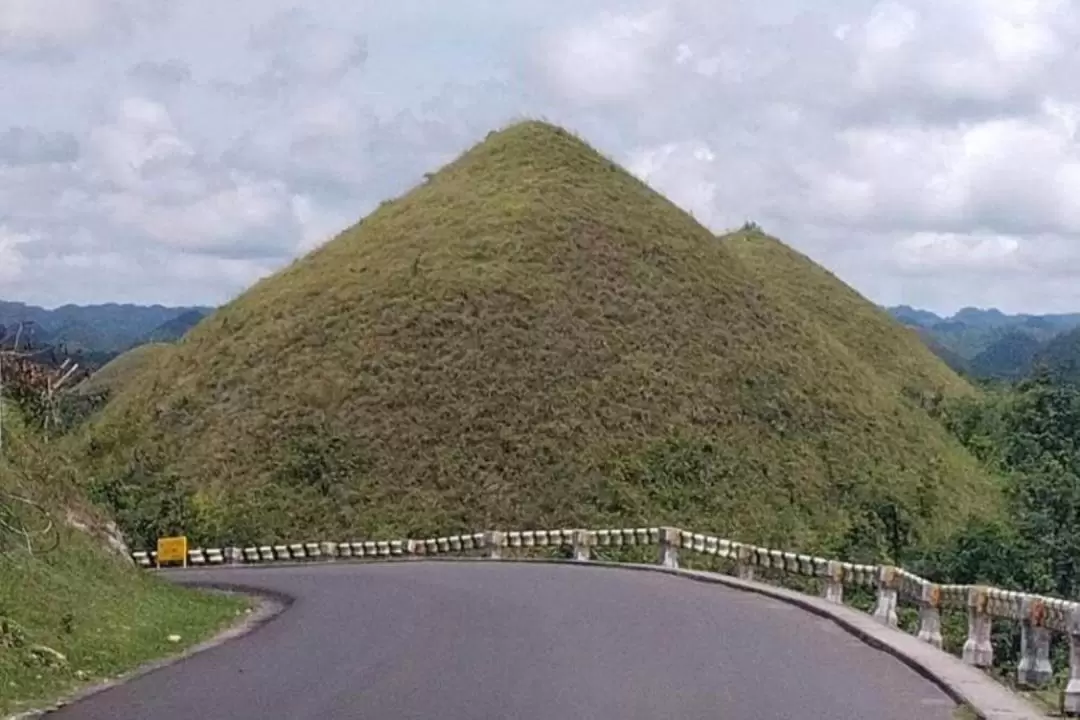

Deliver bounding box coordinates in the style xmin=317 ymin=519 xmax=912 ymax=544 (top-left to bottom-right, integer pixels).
xmin=0 ymin=405 xmax=250 ymax=716
xmin=0 ymin=532 xmax=250 ymax=716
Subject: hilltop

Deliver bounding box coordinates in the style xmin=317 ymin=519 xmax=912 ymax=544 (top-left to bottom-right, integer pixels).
xmin=725 ymin=234 xmax=971 ymax=401
xmin=82 ymin=121 xmax=1000 ymax=558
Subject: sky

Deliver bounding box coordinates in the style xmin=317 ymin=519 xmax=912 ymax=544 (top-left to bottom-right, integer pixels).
xmin=2 ymin=0 xmax=1080 ymax=315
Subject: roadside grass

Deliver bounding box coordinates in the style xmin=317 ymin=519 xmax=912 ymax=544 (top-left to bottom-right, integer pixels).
xmin=0 ymin=408 xmax=250 ymax=716
xmin=0 ymin=535 xmax=250 ymax=716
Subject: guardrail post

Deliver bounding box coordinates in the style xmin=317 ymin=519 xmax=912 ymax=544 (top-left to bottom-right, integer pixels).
xmin=572 ymin=530 xmax=593 ymax=561
xmin=658 ymin=527 xmax=679 ymax=569
xmin=872 ymin=566 xmax=899 ymax=627
xmin=225 ymin=547 xmax=242 ymax=565
xmin=916 ymin=584 xmax=943 ymax=649
xmin=1064 ymin=606 xmax=1080 ymax=715
xmin=1017 ymin=596 xmax=1052 ymax=688
xmin=823 ymin=561 xmax=844 ymax=604
xmin=962 ymin=586 xmax=994 ymax=668
xmin=735 ymin=544 xmax=754 ymax=580
xmin=485 ymin=531 xmax=506 ymax=560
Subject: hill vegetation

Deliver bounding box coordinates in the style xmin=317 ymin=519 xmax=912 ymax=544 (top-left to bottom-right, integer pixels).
xmin=72 ymin=343 xmax=172 ymax=400
xmin=0 ymin=360 xmax=246 ymax=715
xmin=1034 ymin=328 xmax=1080 ymax=385
xmin=724 ymin=234 xmax=970 ymax=401
xmin=80 ymin=121 xmax=1001 ymax=562
xmin=969 ymin=331 xmax=1042 ymax=381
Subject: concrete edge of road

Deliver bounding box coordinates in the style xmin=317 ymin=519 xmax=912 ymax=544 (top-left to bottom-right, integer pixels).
xmin=580 ymin=561 xmax=1051 ymax=720
xmin=5 ymin=585 xmax=293 ymax=720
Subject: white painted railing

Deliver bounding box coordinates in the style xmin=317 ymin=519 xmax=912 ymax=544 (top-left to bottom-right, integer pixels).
xmin=132 ymin=526 xmax=1077 ymax=713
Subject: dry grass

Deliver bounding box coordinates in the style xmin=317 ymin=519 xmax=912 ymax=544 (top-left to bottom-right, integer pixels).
xmin=79 ymin=120 xmax=1001 ymax=555
xmin=70 ymin=342 xmax=172 ymax=398
xmin=723 ymin=232 xmax=973 ymax=399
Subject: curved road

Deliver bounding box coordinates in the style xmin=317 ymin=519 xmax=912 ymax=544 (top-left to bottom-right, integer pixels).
xmin=55 ymin=562 xmax=957 ymax=720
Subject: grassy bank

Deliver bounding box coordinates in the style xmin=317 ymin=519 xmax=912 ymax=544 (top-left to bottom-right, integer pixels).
xmin=0 ymin=408 xmax=249 ymax=716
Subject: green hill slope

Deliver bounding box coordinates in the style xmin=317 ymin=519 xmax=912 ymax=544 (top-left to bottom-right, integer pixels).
xmin=1035 ymin=327 xmax=1080 ymax=383
xmin=82 ymin=121 xmax=1000 ymax=558
xmin=72 ymin=342 xmax=172 ymax=398
xmin=723 ymin=232 xmax=972 ymax=399
xmin=0 ymin=407 xmax=245 ymax=715
xmin=970 ymin=331 xmax=1042 ymax=380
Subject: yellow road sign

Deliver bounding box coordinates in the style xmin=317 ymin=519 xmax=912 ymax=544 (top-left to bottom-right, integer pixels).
xmin=156 ymin=536 xmax=188 ymax=567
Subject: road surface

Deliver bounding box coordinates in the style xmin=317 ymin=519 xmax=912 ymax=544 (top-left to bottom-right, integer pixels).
xmin=54 ymin=561 xmax=958 ymax=720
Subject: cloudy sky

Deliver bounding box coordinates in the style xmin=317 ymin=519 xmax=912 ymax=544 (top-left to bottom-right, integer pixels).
xmin=2 ymin=0 xmax=1079 ymax=314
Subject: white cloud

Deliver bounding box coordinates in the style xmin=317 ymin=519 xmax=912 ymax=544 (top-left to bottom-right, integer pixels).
xmin=0 ymin=0 xmax=164 ymax=58
xmin=627 ymin=142 xmax=722 ymax=225
xmin=100 ymin=173 xmax=294 ymax=256
xmin=291 ymin=195 xmax=352 ymax=253
xmin=893 ymin=232 xmax=1021 ymax=270
xmin=0 ymin=227 xmax=32 ymax=283
xmin=815 ymin=110 xmax=1080 ymax=239
xmin=0 ymin=0 xmax=107 ymax=45
xmin=85 ymin=97 xmax=196 ymax=190
xmin=5 ymin=0 xmax=1080 ymax=313
xmin=539 ymin=8 xmax=672 ymax=102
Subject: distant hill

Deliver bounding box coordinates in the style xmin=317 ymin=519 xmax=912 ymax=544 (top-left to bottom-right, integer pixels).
xmin=84 ymin=120 xmax=1000 ymax=559
xmin=0 ymin=301 xmax=213 ymax=355
xmin=886 ymin=305 xmax=1080 ymax=380
xmin=0 ymin=320 xmax=53 ymax=351
xmin=724 ymin=236 xmax=970 ymax=400
xmin=968 ymin=331 xmax=1042 ymax=381
xmin=133 ymin=309 xmax=209 ymax=346
xmin=912 ymin=330 xmax=971 ymax=377
xmin=888 ymin=305 xmax=944 ymax=328
xmin=1034 ymin=328 xmax=1080 ymax=384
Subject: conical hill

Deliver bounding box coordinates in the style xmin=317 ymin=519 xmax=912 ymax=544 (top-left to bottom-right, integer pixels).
xmin=83 ymin=121 xmax=999 ymax=556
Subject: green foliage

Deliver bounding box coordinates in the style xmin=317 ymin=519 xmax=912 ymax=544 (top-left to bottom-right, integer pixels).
xmin=0 ymin=407 xmax=245 ymax=714
xmin=969 ymin=331 xmax=1042 ymax=380
xmin=919 ymin=370 xmax=1080 ymax=686
xmin=1034 ymin=328 xmax=1080 ymax=385
xmin=70 ymin=343 xmax=171 ymax=399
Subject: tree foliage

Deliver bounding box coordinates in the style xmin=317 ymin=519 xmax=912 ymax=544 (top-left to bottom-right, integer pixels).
xmin=927 ymin=371 xmax=1080 ymax=591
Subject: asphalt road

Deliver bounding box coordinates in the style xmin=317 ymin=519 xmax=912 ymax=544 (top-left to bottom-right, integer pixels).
xmin=53 ymin=561 xmax=958 ymax=720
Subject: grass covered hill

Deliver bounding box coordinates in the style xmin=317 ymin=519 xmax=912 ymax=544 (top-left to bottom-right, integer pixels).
xmin=723 ymin=232 xmax=972 ymax=400
xmin=71 ymin=342 xmax=173 ymax=398
xmin=82 ymin=121 xmax=1000 ymax=557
